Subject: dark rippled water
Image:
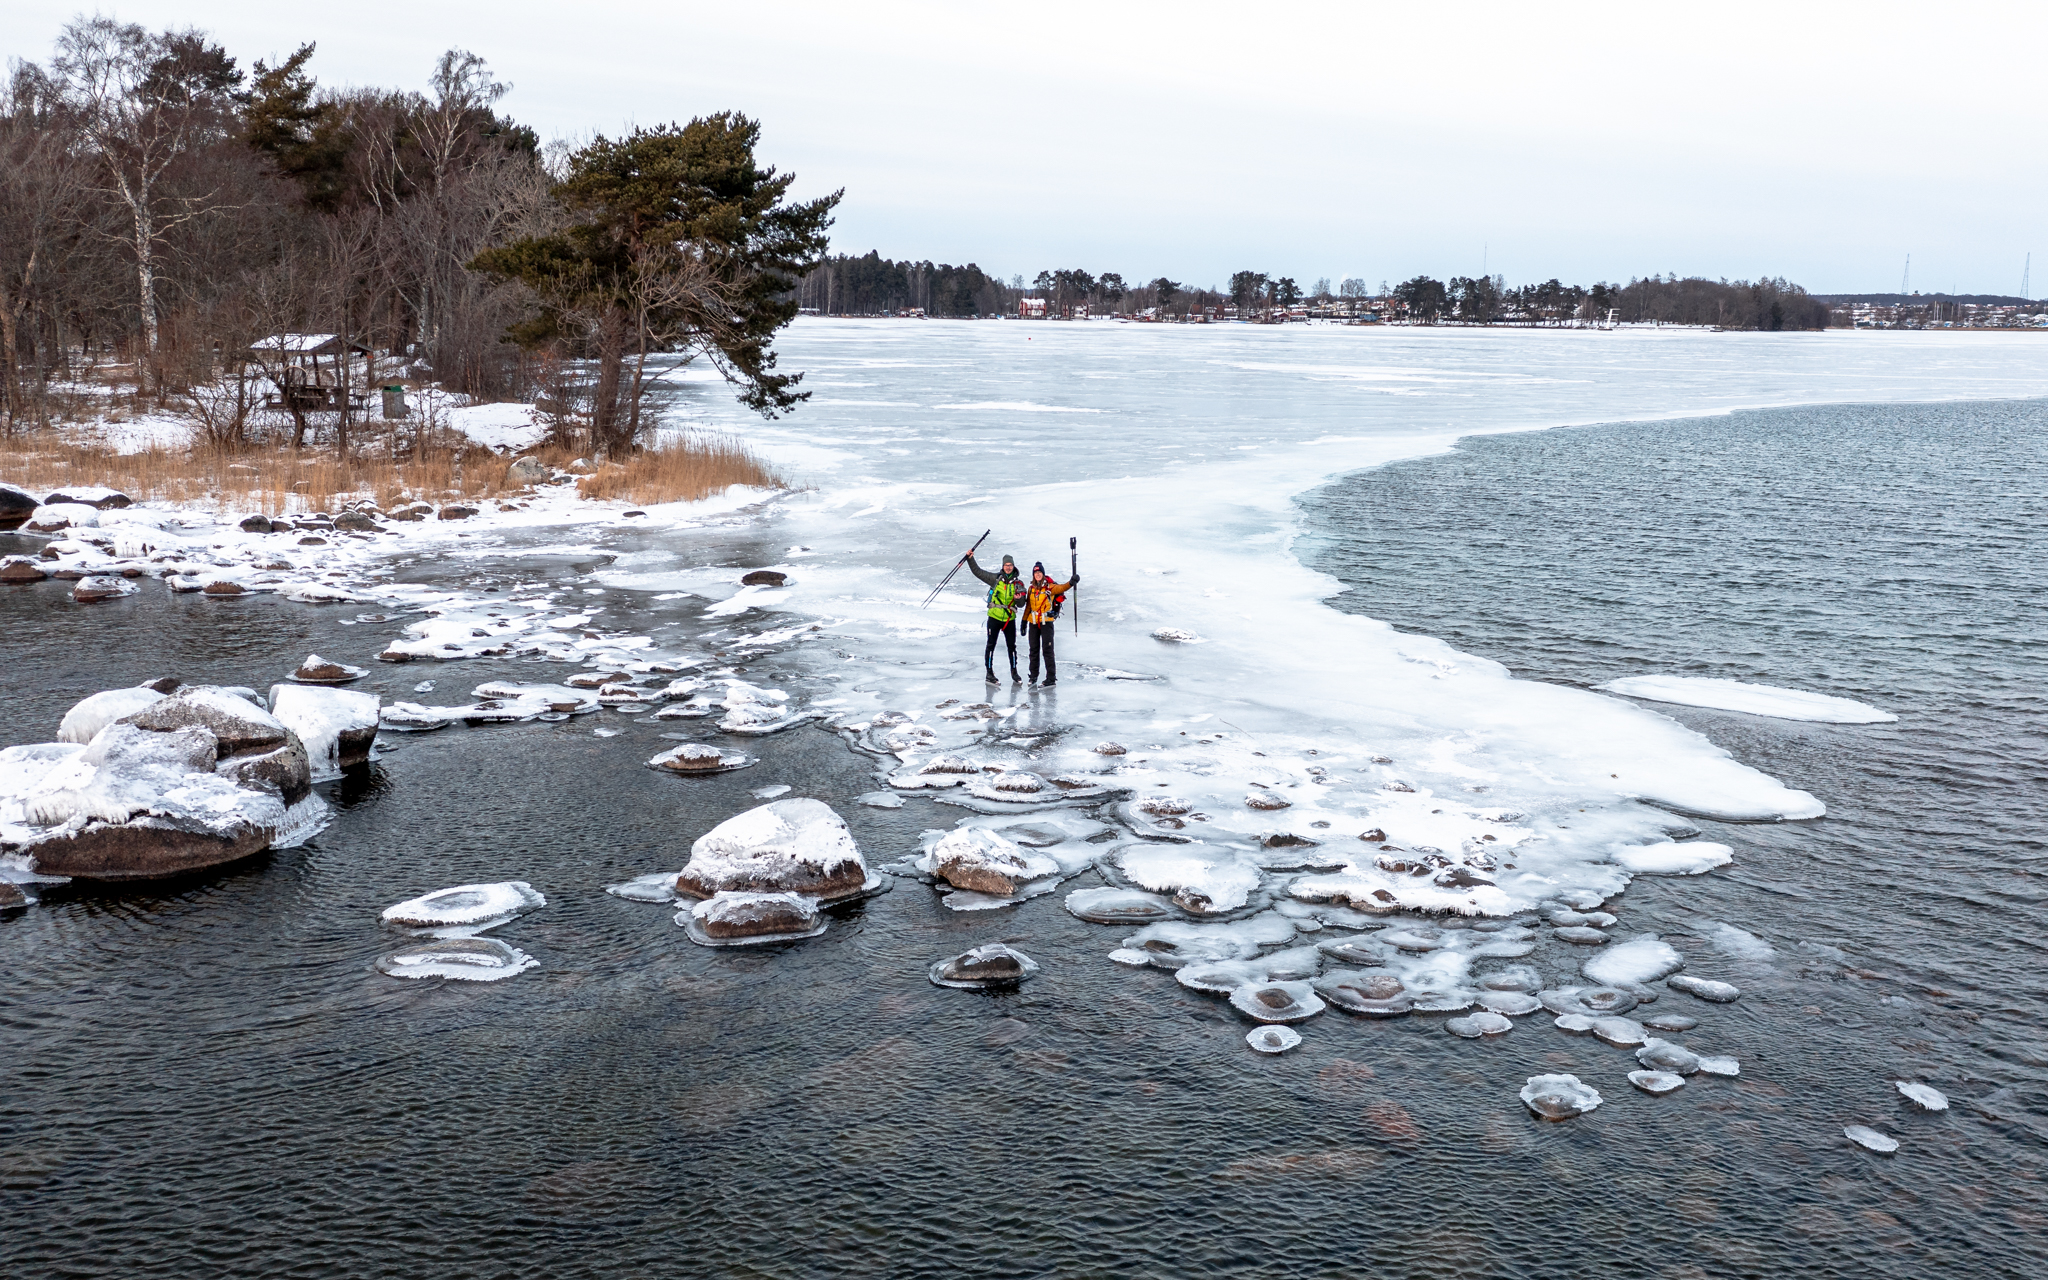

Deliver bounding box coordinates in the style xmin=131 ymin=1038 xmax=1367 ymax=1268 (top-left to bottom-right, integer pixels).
xmin=3 ymin=399 xmax=2044 ymax=1279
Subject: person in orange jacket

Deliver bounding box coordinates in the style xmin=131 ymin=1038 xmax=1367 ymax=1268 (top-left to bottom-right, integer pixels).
xmin=1021 ymin=559 xmax=1078 ymax=686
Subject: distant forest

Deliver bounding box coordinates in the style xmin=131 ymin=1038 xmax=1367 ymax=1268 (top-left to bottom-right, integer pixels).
xmin=799 ymin=254 xmax=1832 ymax=331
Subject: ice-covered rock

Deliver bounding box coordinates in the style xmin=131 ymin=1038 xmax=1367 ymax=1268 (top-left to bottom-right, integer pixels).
xmin=1598 ymin=675 xmax=1896 ymax=724
xmin=1553 ymin=1013 xmax=1596 ymax=1035
xmin=72 ymin=575 xmax=136 ymax=603
xmin=680 ymin=890 xmax=825 ymax=945
xmin=381 ymin=881 xmax=545 ymax=927
xmin=675 ymin=798 xmax=873 ymax=903
xmin=1696 ymin=1055 xmax=1740 ymax=1077
xmin=121 ymin=686 xmax=287 ymax=757
xmin=1477 ymin=990 xmax=1543 ymax=1016
xmin=925 ymin=826 xmax=1057 ymax=896
xmin=1245 ymin=790 xmax=1291 ymax=811
xmin=1643 ymin=1013 xmax=1698 ymax=1032
xmin=1635 ymin=1039 xmax=1701 ymax=1074
xmin=1554 ymin=926 xmax=1609 ymax=946
xmin=1479 ymin=965 xmax=1543 ymax=993
xmin=1521 ymin=1074 xmax=1601 ymax=1120
xmin=25 ymin=502 xmax=100 ymax=532
xmin=0 ymin=482 xmax=37 ymax=529
xmin=1589 ymin=1016 xmax=1649 ymax=1047
xmin=374 ymin=937 xmax=536 ymax=981
xmin=1844 ymin=1125 xmax=1899 ymax=1154
xmin=928 ymin=942 xmax=1041 ymax=988
xmin=1065 ymin=886 xmax=1179 ymax=923
xmin=1628 ymin=1070 xmax=1686 ymax=1095
xmin=1583 ymin=936 xmax=1684 ymax=986
xmin=967 ymin=771 xmax=1054 ymax=803
xmin=1666 ymin=974 xmax=1741 ymax=1003
xmin=10 ymin=722 xmax=288 ymax=880
xmin=57 ymin=686 xmax=166 ymax=744
xmin=1896 ymin=1081 xmax=1948 ymax=1111
xmin=1116 ymin=843 xmax=1258 ymax=914
xmin=1120 ymin=916 xmax=1294 ymax=970
xmin=605 ymin=871 xmax=680 ymax=903
xmin=1446 ymin=1010 xmax=1514 ymax=1038
xmin=1152 ymin=628 xmax=1201 ymax=643
xmin=1095 ymin=742 xmax=1127 ymax=756
xmin=268 ymin=684 xmax=378 ymax=781
xmin=288 ymin=654 xmax=366 ymax=685
xmin=718 ymin=703 xmax=810 ymax=735
xmin=647 ymin=743 xmax=754 ymax=774
xmin=1228 ymin=980 xmax=1325 ymax=1024
xmin=1316 ymin=971 xmax=1412 ymax=1017
xmin=1246 ymin=1025 xmax=1302 ymax=1054
xmin=1379 ymin=926 xmax=1447 ymax=952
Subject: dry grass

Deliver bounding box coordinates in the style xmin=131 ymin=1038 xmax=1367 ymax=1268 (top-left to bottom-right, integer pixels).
xmin=565 ymin=434 xmax=780 ymax=505
xmin=0 ymin=428 xmax=780 ymax=514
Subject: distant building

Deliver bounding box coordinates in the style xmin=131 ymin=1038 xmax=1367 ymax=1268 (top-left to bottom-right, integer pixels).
xmin=1018 ymin=298 xmax=1048 ymax=319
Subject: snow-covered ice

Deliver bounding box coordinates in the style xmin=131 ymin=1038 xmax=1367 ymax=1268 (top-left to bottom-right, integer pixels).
xmin=1521 ymin=1074 xmax=1601 ymax=1119
xmin=375 ymin=936 xmax=537 ymax=981
xmin=1896 ymin=1081 xmax=1948 ymax=1111
xmin=1582 ymin=937 xmax=1684 ymax=986
xmin=1612 ymin=840 xmax=1733 ymax=875
xmin=268 ymin=684 xmax=379 ymax=781
xmin=381 ymin=881 xmax=545 ymax=927
xmin=1844 ymin=1125 xmax=1900 ymax=1154
xmin=1666 ymin=974 xmax=1741 ymax=1003
xmin=1598 ymin=675 xmax=1896 ymax=724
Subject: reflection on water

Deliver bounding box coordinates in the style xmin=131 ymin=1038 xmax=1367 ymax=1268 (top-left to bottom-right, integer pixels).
xmin=3 ymin=398 xmax=2044 ymax=1278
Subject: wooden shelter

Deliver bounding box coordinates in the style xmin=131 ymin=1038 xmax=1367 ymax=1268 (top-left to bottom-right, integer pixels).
xmin=247 ymin=333 xmax=375 ymax=412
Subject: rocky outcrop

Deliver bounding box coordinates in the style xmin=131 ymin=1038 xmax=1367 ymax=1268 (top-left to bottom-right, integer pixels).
xmin=0 ymin=557 xmax=49 ymax=583
xmin=267 ymin=684 xmax=379 ymax=780
xmin=674 ymin=798 xmax=871 ymax=903
xmin=926 ymin=827 xmax=1054 ymax=896
xmin=333 ymin=510 xmax=379 ymax=532
xmin=740 ymin=570 xmax=788 ymax=586
xmin=687 ymin=890 xmax=821 ymax=941
xmin=44 ymin=488 xmax=131 ymax=510
xmin=123 ymin=686 xmax=287 ymax=756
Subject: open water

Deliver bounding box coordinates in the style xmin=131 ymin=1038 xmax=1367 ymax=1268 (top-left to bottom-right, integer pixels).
xmin=3 ymin=328 xmax=2046 ymax=1278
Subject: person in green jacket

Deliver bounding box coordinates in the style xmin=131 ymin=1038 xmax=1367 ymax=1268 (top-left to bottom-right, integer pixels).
xmin=966 ymin=550 xmax=1023 ymax=683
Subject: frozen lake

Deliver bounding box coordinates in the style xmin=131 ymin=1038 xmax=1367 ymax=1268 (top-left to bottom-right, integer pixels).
xmin=3 ymin=321 xmax=2045 ymax=1277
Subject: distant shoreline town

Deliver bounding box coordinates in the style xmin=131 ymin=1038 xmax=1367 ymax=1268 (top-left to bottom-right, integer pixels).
xmin=799 ymin=254 xmax=2048 ymax=333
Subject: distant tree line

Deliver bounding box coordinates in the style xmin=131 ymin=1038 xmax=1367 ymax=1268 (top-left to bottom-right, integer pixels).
xmin=0 ymin=18 xmax=834 ymax=451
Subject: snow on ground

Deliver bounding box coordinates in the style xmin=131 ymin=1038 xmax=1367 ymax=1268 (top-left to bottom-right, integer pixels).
xmin=1597 ymin=676 xmax=1897 ymax=724
xmin=443 ymin=400 xmax=546 ymax=452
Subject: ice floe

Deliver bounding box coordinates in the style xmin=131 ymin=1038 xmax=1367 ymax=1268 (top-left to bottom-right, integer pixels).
xmin=381 ymin=881 xmax=545 ymax=928
xmin=1896 ymin=1081 xmax=1948 ymax=1111
xmin=1612 ymin=840 xmax=1734 ymax=875
xmin=1583 ymin=937 xmax=1684 ymax=986
xmin=374 ymin=936 xmax=537 ymax=981
xmin=1228 ymin=980 xmax=1325 ymax=1023
xmin=1666 ymin=974 xmax=1741 ymax=1003
xmin=1628 ymin=1070 xmax=1686 ymax=1095
xmin=1696 ymin=1055 xmax=1740 ymax=1078
xmin=1599 ymin=675 xmax=1896 ymax=724
xmin=1115 ymin=843 xmax=1259 ymax=914
xmin=1844 ymin=1125 xmax=1899 ymax=1154
xmin=1065 ymin=886 xmax=1179 ymax=923
xmin=1446 ymin=1011 xmax=1514 ymax=1038
xmin=1635 ymin=1040 xmax=1701 ymax=1075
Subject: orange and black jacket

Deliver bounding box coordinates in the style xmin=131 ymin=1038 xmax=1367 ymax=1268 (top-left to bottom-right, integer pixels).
xmin=1022 ymin=574 xmax=1077 ymax=626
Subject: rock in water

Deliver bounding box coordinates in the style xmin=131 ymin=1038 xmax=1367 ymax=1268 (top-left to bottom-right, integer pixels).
xmin=1583 ymin=936 xmax=1684 ymax=986
xmin=681 ymin=890 xmax=825 ymax=945
xmin=1316 ymin=972 xmax=1413 ymax=1017
xmin=289 ymin=654 xmax=365 ymax=684
xmin=1844 ymin=1125 xmax=1899 ymax=1154
xmin=1447 ymin=1011 xmax=1515 ymax=1038
xmin=375 ymin=937 xmax=536 ymax=981
xmin=0 ymin=556 xmax=48 ymax=582
xmin=1590 ymin=1016 xmax=1649 ymax=1048
xmin=381 ymin=881 xmax=545 ymax=927
xmin=1635 ymin=1039 xmax=1702 ymax=1075
xmin=649 ymin=743 xmax=731 ymax=773
xmin=1643 ymin=1013 xmax=1699 ymax=1032
xmin=674 ymin=798 xmax=873 ymax=903
xmin=1520 ymin=1074 xmax=1602 ymax=1120
xmin=120 ymin=686 xmax=287 ymax=756
xmin=1246 ymin=1025 xmax=1302 ymax=1054
xmin=1667 ymin=974 xmax=1741 ymax=1003
xmin=0 ymin=483 xmax=38 ymax=530
xmin=740 ymin=569 xmax=788 ymax=586
xmin=72 ymin=575 xmax=135 ymax=603
xmin=1696 ymin=1055 xmax=1740 ymax=1077
xmin=1477 ymin=991 xmax=1543 ymax=1017
xmin=1896 ymin=1081 xmax=1948 ymax=1111
xmin=1628 ymin=1070 xmax=1687 ymax=1095
xmin=926 ymin=826 xmax=1057 ymax=896
xmin=268 ymin=684 xmax=379 ymax=781
xmin=1554 ymin=926 xmax=1609 ymax=946
xmin=928 ymin=942 xmax=1041 ymax=988
xmin=1228 ymin=980 xmax=1326 ymax=1024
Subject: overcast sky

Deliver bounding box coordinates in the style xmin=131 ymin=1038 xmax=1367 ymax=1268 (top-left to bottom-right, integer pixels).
xmin=8 ymin=1 xmax=2044 ymax=294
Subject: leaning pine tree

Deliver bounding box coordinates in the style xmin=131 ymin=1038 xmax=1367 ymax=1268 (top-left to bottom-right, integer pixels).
xmin=471 ymin=113 xmax=839 ymax=456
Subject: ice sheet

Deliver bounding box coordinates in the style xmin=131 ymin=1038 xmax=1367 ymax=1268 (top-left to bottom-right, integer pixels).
xmin=1598 ymin=675 xmax=1896 ymax=724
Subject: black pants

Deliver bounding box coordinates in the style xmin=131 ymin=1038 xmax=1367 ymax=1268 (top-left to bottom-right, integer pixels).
xmin=1027 ymin=621 xmax=1057 ymax=682
xmin=984 ymin=617 xmax=1016 ymax=672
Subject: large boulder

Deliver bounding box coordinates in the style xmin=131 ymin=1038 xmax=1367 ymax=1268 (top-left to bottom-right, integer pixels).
xmin=268 ymin=684 xmax=379 ymax=780
xmin=24 ymin=503 xmax=100 ymax=534
xmin=43 ymin=487 xmax=131 ymax=510
xmin=925 ymin=826 xmax=1056 ymax=896
xmin=686 ymin=890 xmax=822 ymax=941
xmin=121 ymin=686 xmax=287 ymax=757
xmin=0 ymin=483 xmax=37 ymax=530
xmin=506 ymin=456 xmax=550 ymax=485
xmin=1 ymin=557 xmax=49 ymax=583
xmin=215 ymin=731 xmax=313 ymax=805
xmin=674 ymin=798 xmax=870 ymax=903
xmin=4 ymin=722 xmax=287 ymax=880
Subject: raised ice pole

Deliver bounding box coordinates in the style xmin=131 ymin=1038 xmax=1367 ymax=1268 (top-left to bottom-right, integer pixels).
xmin=1070 ymin=536 xmax=1078 ymax=633
xmin=922 ymin=529 xmax=991 ymax=609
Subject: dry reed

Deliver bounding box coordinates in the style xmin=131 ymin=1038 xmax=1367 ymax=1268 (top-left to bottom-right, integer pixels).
xmin=0 ymin=427 xmax=779 ymax=514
